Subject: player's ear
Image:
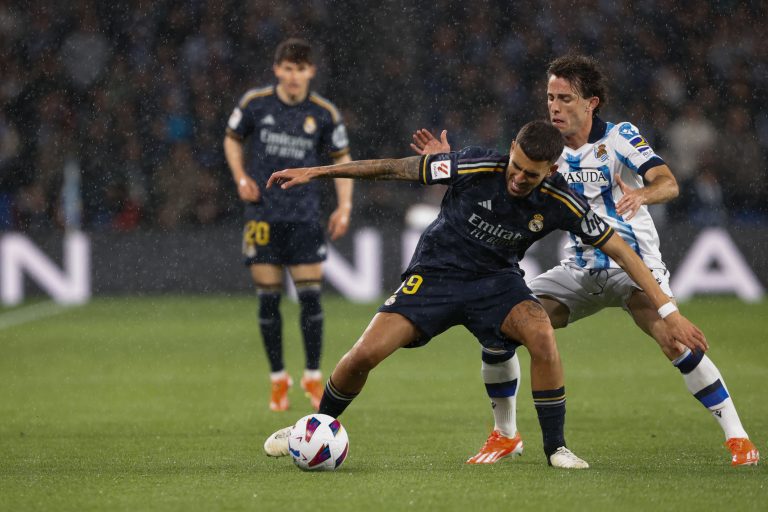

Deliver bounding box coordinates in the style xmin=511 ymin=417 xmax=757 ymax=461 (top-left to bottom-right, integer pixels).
xmin=548 ymin=164 xmax=558 ymax=176
xmin=307 ymin=64 xmax=317 ymax=79
xmin=586 ymin=96 xmax=599 ymax=113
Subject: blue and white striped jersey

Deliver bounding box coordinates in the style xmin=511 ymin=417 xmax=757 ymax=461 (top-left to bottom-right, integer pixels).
xmin=557 ymin=117 xmax=666 ymax=270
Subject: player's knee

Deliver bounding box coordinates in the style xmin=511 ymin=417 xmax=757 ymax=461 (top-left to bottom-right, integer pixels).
xmin=522 ymin=328 xmax=558 ymax=363
xmin=258 ymin=291 xmax=281 ymax=320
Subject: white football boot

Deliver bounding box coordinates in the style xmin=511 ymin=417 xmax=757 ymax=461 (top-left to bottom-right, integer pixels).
xmin=548 ymin=446 xmax=589 ymax=469
xmin=263 ymin=426 xmax=292 ymax=457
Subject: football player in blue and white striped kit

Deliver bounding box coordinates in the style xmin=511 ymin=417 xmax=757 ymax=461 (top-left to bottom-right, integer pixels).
xmin=423 ymin=54 xmax=758 ymax=466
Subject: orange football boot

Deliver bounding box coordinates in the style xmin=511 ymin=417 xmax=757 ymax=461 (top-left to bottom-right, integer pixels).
xmin=300 ymin=375 xmax=324 ymax=411
xmin=269 ymin=374 xmax=292 ymax=411
xmin=466 ymin=430 xmax=524 ymax=464
xmin=725 ymin=438 xmax=759 ymax=466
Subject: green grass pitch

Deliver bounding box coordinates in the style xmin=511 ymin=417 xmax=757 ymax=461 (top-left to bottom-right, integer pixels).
xmin=1 ymin=296 xmax=765 ymax=511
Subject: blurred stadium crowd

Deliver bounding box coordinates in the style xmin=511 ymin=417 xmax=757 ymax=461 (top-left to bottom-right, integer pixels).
xmin=1 ymin=0 xmax=766 ymax=232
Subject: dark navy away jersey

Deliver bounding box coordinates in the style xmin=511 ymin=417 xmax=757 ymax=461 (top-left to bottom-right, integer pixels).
xmin=406 ymin=146 xmax=614 ymax=276
xmin=226 ymin=85 xmax=350 ymax=222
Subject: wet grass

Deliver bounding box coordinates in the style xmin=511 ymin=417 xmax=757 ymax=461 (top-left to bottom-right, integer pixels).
xmin=0 ymin=296 xmax=765 ymax=511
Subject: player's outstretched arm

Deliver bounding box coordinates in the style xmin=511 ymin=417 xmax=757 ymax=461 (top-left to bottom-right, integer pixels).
xmin=599 ymin=232 xmax=709 ymax=353
xmin=410 ymin=129 xmax=451 ymax=155
xmin=267 ymin=156 xmax=423 ymax=190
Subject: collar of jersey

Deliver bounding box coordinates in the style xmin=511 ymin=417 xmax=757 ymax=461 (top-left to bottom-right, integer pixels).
xmin=587 ymin=116 xmax=608 ymax=144
xmin=273 ymin=84 xmax=311 ymax=107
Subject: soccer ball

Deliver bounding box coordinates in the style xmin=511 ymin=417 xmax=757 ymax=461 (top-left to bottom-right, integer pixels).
xmin=288 ymin=414 xmax=349 ymax=471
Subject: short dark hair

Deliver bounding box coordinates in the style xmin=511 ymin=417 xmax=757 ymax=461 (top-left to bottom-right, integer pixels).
xmin=516 ymin=120 xmax=564 ymax=164
xmin=274 ymin=38 xmax=313 ymax=65
xmin=547 ymin=54 xmax=608 ymax=114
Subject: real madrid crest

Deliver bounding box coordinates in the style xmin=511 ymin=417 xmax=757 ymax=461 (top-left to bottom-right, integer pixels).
xmin=528 ymin=213 xmax=544 ymax=232
xmin=303 ymin=115 xmax=317 ymax=134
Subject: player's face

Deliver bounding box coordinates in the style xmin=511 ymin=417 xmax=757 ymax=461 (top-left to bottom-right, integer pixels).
xmin=505 ymin=142 xmax=556 ymax=197
xmin=273 ymin=60 xmax=316 ymax=100
xmin=547 ymin=75 xmax=597 ymax=138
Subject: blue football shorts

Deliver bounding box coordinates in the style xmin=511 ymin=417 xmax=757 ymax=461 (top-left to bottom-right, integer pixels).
xmin=242 ymin=220 xmax=327 ymax=266
xmin=378 ymin=270 xmax=539 ymax=350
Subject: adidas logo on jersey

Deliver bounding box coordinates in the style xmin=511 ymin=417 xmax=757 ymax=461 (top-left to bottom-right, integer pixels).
xmin=261 ymin=115 xmax=276 ymax=125
xmin=477 ymin=200 xmax=492 ymax=210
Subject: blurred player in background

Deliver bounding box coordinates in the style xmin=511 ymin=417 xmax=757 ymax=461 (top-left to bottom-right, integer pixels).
xmin=263 ymin=120 xmax=708 ymax=469
xmin=412 ymin=54 xmax=758 ymax=466
xmin=224 ymin=38 xmax=353 ymax=412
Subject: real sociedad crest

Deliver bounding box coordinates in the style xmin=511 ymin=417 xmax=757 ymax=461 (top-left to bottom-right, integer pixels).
xmin=594 ymin=143 xmax=608 ymax=161
xmin=304 ymin=115 xmax=317 ymax=134
xmin=528 ymin=213 xmax=544 ymax=232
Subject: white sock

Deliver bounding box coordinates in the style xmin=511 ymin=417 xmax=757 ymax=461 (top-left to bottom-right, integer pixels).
xmin=270 ymin=370 xmax=289 ymax=382
xmin=303 ymin=369 xmax=322 ymax=380
xmin=482 ymin=352 xmax=520 ymax=438
xmin=673 ymin=349 xmax=748 ymax=440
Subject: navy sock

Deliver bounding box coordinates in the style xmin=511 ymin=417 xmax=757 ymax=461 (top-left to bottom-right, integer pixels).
xmin=532 ymin=387 xmax=566 ymax=458
xmin=318 ymin=379 xmax=358 ymax=418
xmin=298 ymin=286 xmax=323 ymax=370
xmin=258 ymin=291 xmax=283 ymax=372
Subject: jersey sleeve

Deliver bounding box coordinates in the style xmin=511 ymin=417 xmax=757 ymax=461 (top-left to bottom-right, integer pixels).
xmin=322 ymin=118 xmax=350 ymax=160
xmin=613 ymin=122 xmax=665 ymax=177
xmin=225 ymin=95 xmax=256 ymax=140
xmin=419 ymin=146 xmax=507 ymax=185
xmin=541 ymin=177 xmax=614 ymax=249
xmin=573 ymin=208 xmax=614 ymax=249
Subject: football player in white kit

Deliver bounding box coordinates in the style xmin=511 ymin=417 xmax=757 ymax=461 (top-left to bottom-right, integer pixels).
xmin=411 ymin=54 xmax=759 ymax=467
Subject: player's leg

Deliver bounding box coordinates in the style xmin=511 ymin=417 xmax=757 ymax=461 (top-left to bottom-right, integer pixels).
xmin=481 ymin=348 xmax=521 ymax=439
xmin=319 ymin=312 xmax=421 ymax=417
xmin=627 ymin=289 xmax=758 ymax=466
xmin=288 ymin=263 xmax=325 ymax=410
xmin=473 ymin=265 xmax=585 ymax=457
xmin=264 ymin=312 xmax=420 ymax=457
xmin=250 ymin=263 xmax=290 ymax=411
xmin=471 ymin=284 xmax=572 ymax=463
xmin=469 ymin=297 xmax=566 ymax=465
xmin=466 ymin=347 xmax=524 ymax=464
xmin=501 ymin=299 xmax=588 ymax=468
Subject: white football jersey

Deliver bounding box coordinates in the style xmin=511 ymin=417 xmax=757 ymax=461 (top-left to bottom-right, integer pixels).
xmin=557 ymin=118 xmax=666 ymax=270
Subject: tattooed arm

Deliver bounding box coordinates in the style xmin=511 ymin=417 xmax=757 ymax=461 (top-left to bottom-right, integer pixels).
xmin=266 ymin=156 xmax=423 ymax=190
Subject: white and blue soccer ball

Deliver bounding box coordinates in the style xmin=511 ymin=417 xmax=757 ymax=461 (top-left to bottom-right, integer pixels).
xmin=288 ymin=414 xmax=349 ymax=471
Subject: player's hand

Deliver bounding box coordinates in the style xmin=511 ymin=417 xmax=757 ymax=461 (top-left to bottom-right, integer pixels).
xmin=327 ymin=204 xmax=351 ymax=241
xmin=614 ymin=173 xmax=646 ymax=220
xmin=237 ymin=175 xmax=261 ymax=202
xmin=266 ymin=168 xmax=316 ymax=190
xmin=664 ymin=313 xmax=709 ymax=353
xmin=410 ymin=129 xmax=450 ymax=155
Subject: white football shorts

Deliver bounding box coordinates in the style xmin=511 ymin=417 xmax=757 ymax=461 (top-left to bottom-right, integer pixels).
xmin=528 ymin=262 xmax=673 ymax=325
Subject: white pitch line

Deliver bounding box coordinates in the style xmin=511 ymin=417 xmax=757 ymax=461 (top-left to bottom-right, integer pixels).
xmin=0 ymin=301 xmax=70 ymax=331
